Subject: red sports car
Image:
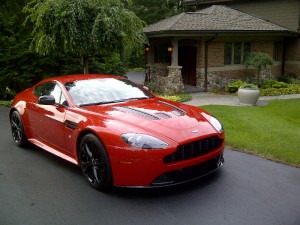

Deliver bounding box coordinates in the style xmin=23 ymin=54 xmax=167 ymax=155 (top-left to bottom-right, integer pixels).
xmin=10 ymin=74 xmax=224 ymax=191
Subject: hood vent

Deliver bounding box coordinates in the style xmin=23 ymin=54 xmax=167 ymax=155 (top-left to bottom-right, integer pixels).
xmin=157 ymin=100 xmax=187 ymax=116
xmin=154 ymin=112 xmax=172 ymax=119
xmin=114 ymin=106 xmax=160 ymax=120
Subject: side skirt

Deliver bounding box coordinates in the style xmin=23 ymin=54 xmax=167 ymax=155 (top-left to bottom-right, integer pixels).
xmin=28 ymin=138 xmax=79 ymax=165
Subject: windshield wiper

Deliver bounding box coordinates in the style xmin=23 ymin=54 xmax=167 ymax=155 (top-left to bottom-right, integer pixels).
xmin=79 ymin=97 xmax=151 ymax=107
xmin=124 ymin=97 xmax=150 ymax=101
xmin=79 ymin=99 xmax=127 ymax=107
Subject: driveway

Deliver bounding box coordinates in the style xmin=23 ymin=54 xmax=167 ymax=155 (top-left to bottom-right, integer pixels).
xmin=1 ymin=107 xmax=300 ymax=225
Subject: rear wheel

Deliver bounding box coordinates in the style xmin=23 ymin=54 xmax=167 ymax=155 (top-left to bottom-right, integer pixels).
xmin=10 ymin=111 xmax=28 ymax=147
xmin=78 ymin=134 xmax=113 ymax=191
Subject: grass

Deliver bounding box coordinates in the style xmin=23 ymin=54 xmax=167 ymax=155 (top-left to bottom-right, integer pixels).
xmin=202 ymin=99 xmax=300 ymax=167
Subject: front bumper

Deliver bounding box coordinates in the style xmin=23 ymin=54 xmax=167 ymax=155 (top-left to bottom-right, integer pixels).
xmin=150 ymin=153 xmax=224 ymax=187
xmin=109 ymin=141 xmax=225 ymax=187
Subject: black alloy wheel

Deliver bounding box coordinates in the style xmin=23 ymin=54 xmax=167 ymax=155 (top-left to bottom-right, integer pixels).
xmin=10 ymin=111 xmax=28 ymax=147
xmin=79 ymin=134 xmax=113 ymax=191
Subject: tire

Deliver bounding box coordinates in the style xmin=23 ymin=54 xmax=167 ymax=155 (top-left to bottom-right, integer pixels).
xmin=10 ymin=110 xmax=28 ymax=147
xmin=78 ymin=134 xmax=113 ymax=191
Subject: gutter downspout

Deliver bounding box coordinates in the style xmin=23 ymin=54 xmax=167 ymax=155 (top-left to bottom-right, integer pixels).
xmin=204 ymin=35 xmax=217 ymax=92
xmin=281 ymin=38 xmax=286 ymax=76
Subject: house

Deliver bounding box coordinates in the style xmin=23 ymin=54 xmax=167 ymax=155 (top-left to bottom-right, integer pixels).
xmin=144 ymin=3 xmax=299 ymax=93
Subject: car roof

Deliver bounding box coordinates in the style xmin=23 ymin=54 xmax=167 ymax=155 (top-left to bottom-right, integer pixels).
xmin=42 ymin=74 xmax=123 ymax=84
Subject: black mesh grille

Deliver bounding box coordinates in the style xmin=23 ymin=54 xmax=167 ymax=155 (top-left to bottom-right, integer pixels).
xmin=163 ymin=136 xmax=222 ymax=163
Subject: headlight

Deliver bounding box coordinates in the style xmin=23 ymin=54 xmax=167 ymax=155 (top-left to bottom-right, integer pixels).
xmin=121 ymin=133 xmax=168 ymax=149
xmin=209 ymin=116 xmax=224 ymax=133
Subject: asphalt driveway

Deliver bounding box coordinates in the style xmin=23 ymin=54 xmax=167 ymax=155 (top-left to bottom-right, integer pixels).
xmin=1 ymin=107 xmax=300 ymax=225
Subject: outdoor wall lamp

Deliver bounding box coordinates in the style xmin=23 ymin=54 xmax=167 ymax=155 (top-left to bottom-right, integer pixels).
xmin=145 ymin=47 xmax=150 ymax=52
xmin=167 ymin=46 xmax=173 ymax=52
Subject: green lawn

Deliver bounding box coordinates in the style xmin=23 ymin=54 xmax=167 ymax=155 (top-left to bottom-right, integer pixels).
xmin=202 ymin=99 xmax=300 ymax=167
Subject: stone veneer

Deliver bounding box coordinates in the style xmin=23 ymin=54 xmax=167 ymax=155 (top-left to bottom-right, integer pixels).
xmin=197 ymin=68 xmax=275 ymax=91
xmin=147 ymin=64 xmax=184 ymax=93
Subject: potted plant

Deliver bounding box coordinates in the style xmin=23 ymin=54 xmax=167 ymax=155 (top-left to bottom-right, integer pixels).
xmin=238 ymin=83 xmax=260 ymax=106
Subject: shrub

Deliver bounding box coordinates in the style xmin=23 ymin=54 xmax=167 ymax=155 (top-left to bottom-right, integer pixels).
xmin=260 ymin=84 xmax=300 ymax=96
xmin=144 ymin=81 xmax=159 ymax=93
xmin=226 ymin=80 xmax=247 ymax=93
xmin=290 ymin=78 xmax=300 ymax=85
xmin=240 ymin=83 xmax=259 ymax=89
xmin=157 ymin=93 xmax=192 ymax=102
xmin=0 ymin=89 xmax=16 ymax=100
xmin=260 ymin=80 xmax=288 ymax=89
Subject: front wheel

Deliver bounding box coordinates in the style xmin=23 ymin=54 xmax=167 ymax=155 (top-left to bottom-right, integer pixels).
xmin=78 ymin=134 xmax=113 ymax=191
xmin=10 ymin=111 xmax=28 ymax=147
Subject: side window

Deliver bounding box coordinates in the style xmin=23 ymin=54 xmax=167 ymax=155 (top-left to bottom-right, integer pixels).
xmin=34 ymin=82 xmax=68 ymax=106
xmin=50 ymin=84 xmax=68 ymax=106
xmin=34 ymin=82 xmax=56 ymax=97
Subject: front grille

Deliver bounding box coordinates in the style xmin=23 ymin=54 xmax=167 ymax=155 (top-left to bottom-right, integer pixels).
xmin=163 ymin=136 xmax=222 ymax=163
xmin=151 ymin=154 xmax=224 ymax=186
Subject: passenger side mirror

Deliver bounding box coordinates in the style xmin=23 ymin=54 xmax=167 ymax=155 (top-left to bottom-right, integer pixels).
xmin=38 ymin=95 xmax=56 ymax=105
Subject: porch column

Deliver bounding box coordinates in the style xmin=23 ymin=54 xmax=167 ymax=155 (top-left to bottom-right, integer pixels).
xmin=165 ymin=39 xmax=183 ymax=93
xmin=171 ymin=39 xmax=179 ymax=66
xmin=145 ymin=45 xmax=155 ymax=83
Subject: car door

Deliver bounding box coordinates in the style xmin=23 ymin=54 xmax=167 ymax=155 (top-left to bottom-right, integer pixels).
xmin=30 ymin=82 xmax=68 ymax=152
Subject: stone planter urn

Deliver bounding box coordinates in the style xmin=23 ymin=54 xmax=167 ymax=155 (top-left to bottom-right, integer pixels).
xmin=238 ymin=85 xmax=260 ymax=106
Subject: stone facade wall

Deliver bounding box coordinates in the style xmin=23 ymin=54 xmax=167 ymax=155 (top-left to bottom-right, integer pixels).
xmin=197 ymin=68 xmax=275 ymax=91
xmin=147 ymin=64 xmax=184 ymax=93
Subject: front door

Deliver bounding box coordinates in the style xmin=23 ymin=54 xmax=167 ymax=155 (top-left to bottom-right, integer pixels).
xmin=179 ymin=46 xmax=197 ymax=86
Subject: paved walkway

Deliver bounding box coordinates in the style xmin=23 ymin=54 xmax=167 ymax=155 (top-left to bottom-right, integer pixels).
xmin=126 ymin=71 xmax=300 ymax=107
xmin=185 ymin=92 xmax=300 ymax=106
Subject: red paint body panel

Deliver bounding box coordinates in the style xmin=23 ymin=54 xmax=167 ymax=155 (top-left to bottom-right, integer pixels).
xmin=10 ymin=74 xmax=225 ymax=187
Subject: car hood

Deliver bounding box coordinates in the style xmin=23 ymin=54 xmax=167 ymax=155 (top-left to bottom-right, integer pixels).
xmin=82 ymin=98 xmax=217 ymax=143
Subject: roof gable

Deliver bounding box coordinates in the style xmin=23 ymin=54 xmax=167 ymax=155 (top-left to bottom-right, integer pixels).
xmin=144 ymin=5 xmax=292 ymax=34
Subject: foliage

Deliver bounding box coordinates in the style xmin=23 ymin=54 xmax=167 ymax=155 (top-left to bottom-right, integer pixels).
xmin=157 ymin=92 xmax=192 ymax=102
xmin=24 ymin=0 xmax=147 ymax=74
xmin=278 ymin=73 xmax=297 ymax=83
xmin=128 ymin=0 xmax=181 ymax=25
xmin=290 ymin=78 xmax=300 ymax=85
xmin=0 ymin=88 xmax=16 ymax=100
xmin=259 ymin=80 xmax=300 ymax=96
xmin=90 ymin=53 xmax=127 ymax=76
xmin=202 ymin=99 xmax=300 ymax=167
xmin=244 ymin=52 xmax=273 ymax=83
xmin=260 ymin=80 xmax=288 ymax=89
xmin=225 ymin=80 xmax=247 ymax=93
xmin=145 ymin=81 xmax=159 ymax=93
xmin=260 ymin=84 xmax=300 ymax=96
xmin=0 ymin=100 xmax=13 ymax=107
xmin=240 ymin=83 xmax=258 ymax=89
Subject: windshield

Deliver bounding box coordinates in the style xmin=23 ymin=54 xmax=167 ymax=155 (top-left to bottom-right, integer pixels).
xmin=64 ymin=78 xmax=153 ymax=106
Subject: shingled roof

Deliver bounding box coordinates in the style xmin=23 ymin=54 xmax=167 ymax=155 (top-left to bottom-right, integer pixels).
xmin=144 ymin=5 xmax=294 ymax=36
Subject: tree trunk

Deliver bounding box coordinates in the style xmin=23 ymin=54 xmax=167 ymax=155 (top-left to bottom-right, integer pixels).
xmin=81 ymin=55 xmax=89 ymax=74
xmin=256 ymin=67 xmax=261 ymax=84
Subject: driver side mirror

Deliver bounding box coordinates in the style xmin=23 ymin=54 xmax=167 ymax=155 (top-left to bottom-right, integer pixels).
xmin=38 ymin=95 xmax=56 ymax=105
